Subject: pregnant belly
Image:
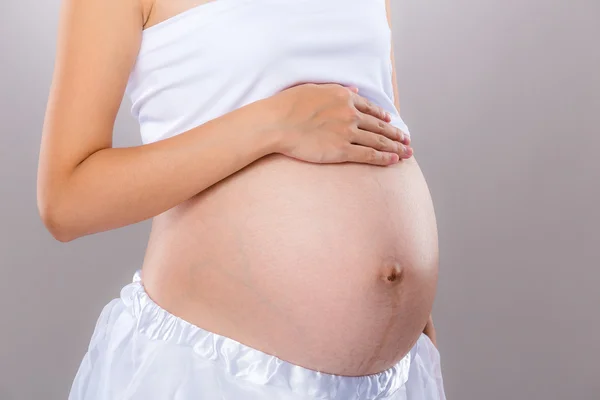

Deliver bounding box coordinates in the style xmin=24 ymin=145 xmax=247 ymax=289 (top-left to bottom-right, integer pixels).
xmin=141 ymin=153 xmax=439 ymax=376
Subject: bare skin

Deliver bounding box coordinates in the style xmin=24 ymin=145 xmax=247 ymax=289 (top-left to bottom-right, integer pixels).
xmin=39 ymin=0 xmax=438 ymax=376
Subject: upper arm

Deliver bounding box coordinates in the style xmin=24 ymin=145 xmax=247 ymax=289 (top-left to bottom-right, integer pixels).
xmin=38 ymin=0 xmax=145 ymax=204
xmin=384 ymin=0 xmax=402 ymax=113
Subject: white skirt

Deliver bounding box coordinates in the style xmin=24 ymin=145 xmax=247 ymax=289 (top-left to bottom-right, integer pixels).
xmin=69 ymin=271 xmax=446 ymax=400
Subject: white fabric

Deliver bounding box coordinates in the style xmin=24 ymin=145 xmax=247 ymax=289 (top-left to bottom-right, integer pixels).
xmin=69 ymin=271 xmax=446 ymax=400
xmin=125 ymin=0 xmax=411 ymax=145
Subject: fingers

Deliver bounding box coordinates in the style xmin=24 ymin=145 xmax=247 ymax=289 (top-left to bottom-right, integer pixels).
xmin=343 ymin=145 xmax=400 ymax=166
xmin=351 ymin=93 xmax=410 ymax=146
xmin=352 ymin=93 xmax=391 ymax=123
xmin=351 ymin=129 xmax=413 ymax=159
xmin=357 ymin=113 xmax=410 ymax=145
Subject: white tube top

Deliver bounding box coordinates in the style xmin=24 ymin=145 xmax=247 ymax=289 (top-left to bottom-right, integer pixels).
xmin=125 ymin=0 xmax=411 ymax=145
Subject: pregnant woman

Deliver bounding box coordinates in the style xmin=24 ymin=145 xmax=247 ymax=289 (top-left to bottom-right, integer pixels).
xmin=38 ymin=0 xmax=446 ymax=398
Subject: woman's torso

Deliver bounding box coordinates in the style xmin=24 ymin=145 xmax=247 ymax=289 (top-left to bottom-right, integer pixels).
xmin=130 ymin=0 xmax=439 ymax=376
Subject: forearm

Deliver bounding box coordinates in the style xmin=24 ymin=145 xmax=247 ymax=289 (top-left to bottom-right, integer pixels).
xmin=41 ymin=99 xmax=281 ymax=242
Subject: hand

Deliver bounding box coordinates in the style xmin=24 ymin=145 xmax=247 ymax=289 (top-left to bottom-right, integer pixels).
xmin=270 ymin=83 xmax=413 ymax=166
xmin=423 ymin=314 xmax=437 ymax=348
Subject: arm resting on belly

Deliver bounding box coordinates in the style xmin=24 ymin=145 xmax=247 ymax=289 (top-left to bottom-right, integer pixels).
xmin=37 ymin=0 xmax=285 ymax=243
xmin=38 ymin=100 xmax=282 ymax=242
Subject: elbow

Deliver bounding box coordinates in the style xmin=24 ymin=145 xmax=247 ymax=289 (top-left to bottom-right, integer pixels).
xmin=37 ymin=198 xmax=79 ymax=243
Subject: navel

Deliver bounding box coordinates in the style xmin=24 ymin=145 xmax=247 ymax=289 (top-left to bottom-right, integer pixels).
xmin=381 ymin=256 xmax=403 ymax=284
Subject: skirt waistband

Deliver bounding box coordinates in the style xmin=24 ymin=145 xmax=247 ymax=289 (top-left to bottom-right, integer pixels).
xmin=120 ymin=270 xmax=413 ymax=400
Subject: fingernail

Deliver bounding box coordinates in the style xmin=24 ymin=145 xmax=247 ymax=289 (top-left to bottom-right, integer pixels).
xmin=406 ymin=147 xmax=413 ymax=156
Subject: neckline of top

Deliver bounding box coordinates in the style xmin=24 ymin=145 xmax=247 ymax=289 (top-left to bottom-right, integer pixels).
xmin=141 ymin=0 xmax=250 ymax=35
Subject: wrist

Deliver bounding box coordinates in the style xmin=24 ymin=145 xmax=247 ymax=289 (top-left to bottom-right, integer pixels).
xmin=245 ymin=95 xmax=290 ymax=156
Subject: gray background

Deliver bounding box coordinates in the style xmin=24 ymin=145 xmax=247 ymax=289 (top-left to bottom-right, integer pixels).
xmin=1 ymin=0 xmax=599 ymax=399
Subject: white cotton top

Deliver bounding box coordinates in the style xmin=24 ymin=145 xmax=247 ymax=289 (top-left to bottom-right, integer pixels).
xmin=125 ymin=0 xmax=411 ymax=145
